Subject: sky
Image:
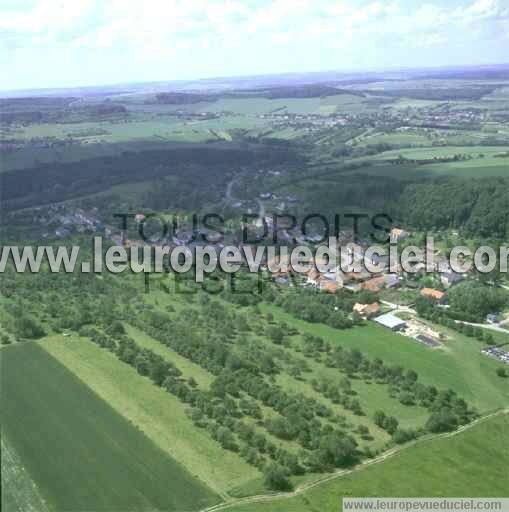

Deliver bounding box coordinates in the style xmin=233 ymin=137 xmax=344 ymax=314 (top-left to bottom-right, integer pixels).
xmin=1 ymin=0 xmax=508 ymax=91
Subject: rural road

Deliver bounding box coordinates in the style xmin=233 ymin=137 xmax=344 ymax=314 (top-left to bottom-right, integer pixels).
xmin=454 ymin=320 xmax=509 ymax=335
xmin=224 ymin=176 xmax=265 ymax=221
xmin=201 ymin=408 xmax=508 ymax=512
xmin=380 ymin=300 xmax=416 ymax=315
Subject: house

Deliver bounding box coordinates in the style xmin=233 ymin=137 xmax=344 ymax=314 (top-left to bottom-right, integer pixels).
xmin=486 ymin=314 xmax=499 ymax=324
xmin=55 ymin=227 xmax=71 ymax=238
xmin=320 ymin=281 xmax=339 ymax=293
xmin=274 ymin=275 xmax=290 ymax=286
xmin=353 ymin=302 xmax=381 ymax=318
xmin=384 ymin=274 xmax=401 ymax=288
xmin=390 ymin=228 xmax=409 ymax=243
xmin=305 ymin=267 xmax=321 ymax=286
xmin=420 ymin=288 xmax=447 ymax=304
xmin=440 ymin=271 xmax=465 ymax=288
xmin=373 ymin=313 xmax=407 ymax=331
xmin=362 ymin=276 xmax=386 ymax=292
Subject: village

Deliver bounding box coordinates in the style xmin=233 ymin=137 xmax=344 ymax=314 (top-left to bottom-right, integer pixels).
xmin=15 ymin=196 xmax=509 ymax=368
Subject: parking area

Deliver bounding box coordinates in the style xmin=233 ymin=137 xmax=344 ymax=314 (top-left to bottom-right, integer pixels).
xmin=481 ymin=346 xmax=509 ymax=364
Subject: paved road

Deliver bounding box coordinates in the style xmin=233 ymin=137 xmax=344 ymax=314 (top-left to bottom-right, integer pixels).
xmin=454 ymin=320 xmax=509 ymax=335
xmin=380 ymin=300 xmax=416 ymax=315
xmin=224 ymin=176 xmax=264 ymax=220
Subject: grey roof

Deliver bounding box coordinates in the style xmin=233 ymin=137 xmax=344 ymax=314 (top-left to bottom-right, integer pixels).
xmin=373 ymin=313 xmax=407 ymax=329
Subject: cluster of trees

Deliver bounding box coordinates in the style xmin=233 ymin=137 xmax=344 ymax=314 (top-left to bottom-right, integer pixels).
xmin=324 ymin=344 xmax=476 ymax=432
xmin=273 ymin=290 xmax=361 ymax=330
xmin=210 ymin=368 xmax=360 ymax=471
xmin=311 ymin=377 xmax=364 ymax=416
xmin=447 ymin=282 xmax=508 ymax=323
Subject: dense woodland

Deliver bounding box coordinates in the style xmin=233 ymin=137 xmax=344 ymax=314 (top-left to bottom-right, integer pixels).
xmin=299 ymin=174 xmax=509 ymax=240
xmin=0 ymin=144 xmax=301 ymax=211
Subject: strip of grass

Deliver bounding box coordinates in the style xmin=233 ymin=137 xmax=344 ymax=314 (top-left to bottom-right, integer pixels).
xmin=228 ymin=412 xmax=509 ymax=512
xmin=125 ymin=324 xmax=214 ymax=389
xmin=42 ymin=335 xmax=260 ymax=495
xmin=1 ymin=342 xmax=218 ymax=511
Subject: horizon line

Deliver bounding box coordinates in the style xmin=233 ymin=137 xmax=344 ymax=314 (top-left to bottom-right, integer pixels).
xmin=1 ymin=61 xmax=508 ymax=97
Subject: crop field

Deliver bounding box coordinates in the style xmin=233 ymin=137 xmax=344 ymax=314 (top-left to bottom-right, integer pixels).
xmin=206 ymin=94 xmax=369 ymax=116
xmin=373 ymin=145 xmax=509 ymax=160
xmin=368 ymin=146 xmax=509 ymax=177
xmin=42 ymin=335 xmax=260 ymax=495
xmin=1 ymin=437 xmax=51 ymax=512
xmin=424 ymin=157 xmax=509 ymax=177
xmin=1 ymin=342 xmax=219 ymax=511
xmin=355 ymin=131 xmax=433 ymax=146
xmin=228 ymin=412 xmax=509 ymax=512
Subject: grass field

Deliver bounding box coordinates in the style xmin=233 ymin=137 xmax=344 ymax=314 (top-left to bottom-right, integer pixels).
xmin=1 ymin=342 xmax=219 ymax=511
xmin=206 ymin=95 xmax=369 ymax=116
xmin=42 ymin=335 xmax=261 ymax=496
xmin=227 ymin=412 xmax=509 ymax=512
xmin=356 ymin=131 xmax=433 ymax=146
xmin=370 ymin=146 xmax=509 ymax=178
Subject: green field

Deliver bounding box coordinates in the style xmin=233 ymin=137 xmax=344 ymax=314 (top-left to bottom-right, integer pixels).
xmin=42 ymin=335 xmax=260 ymax=495
xmin=206 ymin=94 xmax=369 ymax=116
xmin=227 ymin=412 xmax=509 ymax=512
xmin=1 ymin=342 xmax=219 ymax=511
xmin=356 ymin=131 xmax=433 ymax=146
xmin=369 ymin=146 xmax=509 ymax=177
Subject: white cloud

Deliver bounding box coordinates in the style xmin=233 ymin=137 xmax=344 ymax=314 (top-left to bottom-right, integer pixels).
xmin=1 ymin=0 xmax=507 ymax=89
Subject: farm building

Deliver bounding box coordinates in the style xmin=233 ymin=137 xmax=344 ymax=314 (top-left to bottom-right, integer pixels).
xmin=373 ymin=313 xmax=407 ymax=331
xmin=390 ymin=228 xmax=409 ymax=243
